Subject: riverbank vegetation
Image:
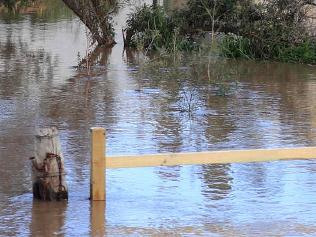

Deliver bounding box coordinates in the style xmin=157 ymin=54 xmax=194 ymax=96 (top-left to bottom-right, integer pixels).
xmin=2 ymin=0 xmax=316 ymax=64
xmin=123 ymin=4 xmax=197 ymax=52
xmin=0 ymin=0 xmax=30 ymax=12
xmin=124 ymin=0 xmax=316 ymax=64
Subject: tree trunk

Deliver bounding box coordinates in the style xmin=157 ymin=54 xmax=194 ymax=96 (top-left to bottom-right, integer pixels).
xmin=31 ymin=127 xmax=68 ymax=201
xmin=62 ymin=0 xmax=117 ymax=47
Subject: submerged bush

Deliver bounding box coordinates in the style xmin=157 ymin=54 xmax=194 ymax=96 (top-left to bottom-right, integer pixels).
xmin=125 ymin=5 xmax=172 ymax=49
xmin=220 ymin=34 xmax=316 ymax=64
xmin=173 ymin=0 xmax=256 ymax=35
xmin=218 ymin=0 xmax=316 ymax=63
xmin=125 ymin=0 xmax=316 ymax=64
xmin=124 ymin=4 xmax=197 ymax=52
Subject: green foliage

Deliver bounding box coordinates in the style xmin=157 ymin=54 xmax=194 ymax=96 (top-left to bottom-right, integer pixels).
xmin=3 ymin=0 xmax=314 ymax=64
xmin=276 ymin=41 xmax=316 ymax=64
xmin=220 ymin=34 xmax=253 ymax=59
xmin=125 ymin=0 xmax=316 ymax=64
xmin=0 ymin=0 xmax=32 ymax=11
xmin=126 ymin=4 xmax=173 ymax=49
xmin=216 ymin=0 xmax=316 ymax=64
xmin=220 ymin=35 xmax=316 ymax=64
xmin=125 ymin=4 xmax=196 ymax=52
xmin=237 ymin=0 xmax=309 ymax=59
xmin=173 ymin=0 xmax=255 ymax=35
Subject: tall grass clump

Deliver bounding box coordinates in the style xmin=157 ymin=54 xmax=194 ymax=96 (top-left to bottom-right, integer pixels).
xmin=219 ymin=34 xmax=253 ymax=59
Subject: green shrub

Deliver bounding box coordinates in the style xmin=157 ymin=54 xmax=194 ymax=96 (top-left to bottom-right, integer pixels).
xmin=220 ymin=34 xmax=316 ymax=64
xmin=173 ymin=0 xmax=255 ymax=35
xmin=0 ymin=0 xmax=33 ymax=12
xmin=125 ymin=5 xmax=172 ymax=50
xmin=124 ymin=4 xmax=196 ymax=52
xmin=276 ymin=41 xmax=316 ymax=64
xmin=220 ymin=33 xmax=253 ymax=59
xmin=125 ymin=0 xmax=316 ymax=63
xmin=216 ymin=0 xmax=316 ymax=63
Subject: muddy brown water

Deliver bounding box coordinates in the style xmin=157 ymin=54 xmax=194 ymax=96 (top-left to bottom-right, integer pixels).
xmin=1 ymin=1 xmax=316 ymax=236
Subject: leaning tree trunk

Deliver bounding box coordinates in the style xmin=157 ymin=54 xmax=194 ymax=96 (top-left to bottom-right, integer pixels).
xmin=31 ymin=127 xmax=68 ymax=201
xmin=62 ymin=0 xmax=117 ymax=47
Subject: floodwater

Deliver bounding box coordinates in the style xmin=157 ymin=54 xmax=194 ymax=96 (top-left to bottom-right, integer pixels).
xmin=1 ymin=1 xmax=316 ymax=236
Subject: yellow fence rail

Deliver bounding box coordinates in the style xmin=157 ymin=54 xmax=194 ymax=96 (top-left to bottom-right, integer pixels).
xmin=90 ymin=127 xmax=316 ymax=201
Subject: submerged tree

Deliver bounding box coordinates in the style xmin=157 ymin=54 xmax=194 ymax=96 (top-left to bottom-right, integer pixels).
xmin=0 ymin=0 xmax=118 ymax=47
xmin=62 ymin=0 xmax=117 ymax=47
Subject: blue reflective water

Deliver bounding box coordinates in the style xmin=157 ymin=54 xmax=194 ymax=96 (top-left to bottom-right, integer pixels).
xmin=1 ymin=1 xmax=316 ymax=236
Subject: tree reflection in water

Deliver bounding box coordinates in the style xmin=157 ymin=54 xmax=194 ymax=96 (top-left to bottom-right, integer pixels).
xmin=200 ymin=164 xmax=232 ymax=201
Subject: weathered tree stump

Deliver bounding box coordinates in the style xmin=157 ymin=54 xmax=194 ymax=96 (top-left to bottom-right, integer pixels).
xmin=30 ymin=127 xmax=68 ymax=201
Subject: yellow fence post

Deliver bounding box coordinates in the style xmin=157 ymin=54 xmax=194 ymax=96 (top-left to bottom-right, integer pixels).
xmin=90 ymin=127 xmax=106 ymax=201
xmin=91 ymin=201 xmax=105 ymax=235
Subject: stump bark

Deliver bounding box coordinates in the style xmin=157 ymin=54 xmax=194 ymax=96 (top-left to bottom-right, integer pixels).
xmin=31 ymin=127 xmax=68 ymax=201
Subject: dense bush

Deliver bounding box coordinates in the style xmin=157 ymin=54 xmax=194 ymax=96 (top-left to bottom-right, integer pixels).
xmin=218 ymin=0 xmax=316 ymax=63
xmin=124 ymin=0 xmax=316 ymax=63
xmin=0 ymin=0 xmax=33 ymax=10
xmin=124 ymin=4 xmax=196 ymax=52
xmin=125 ymin=5 xmax=173 ymax=49
xmin=276 ymin=40 xmax=316 ymax=64
xmin=173 ymin=0 xmax=256 ymax=35
xmin=240 ymin=0 xmax=310 ymax=58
